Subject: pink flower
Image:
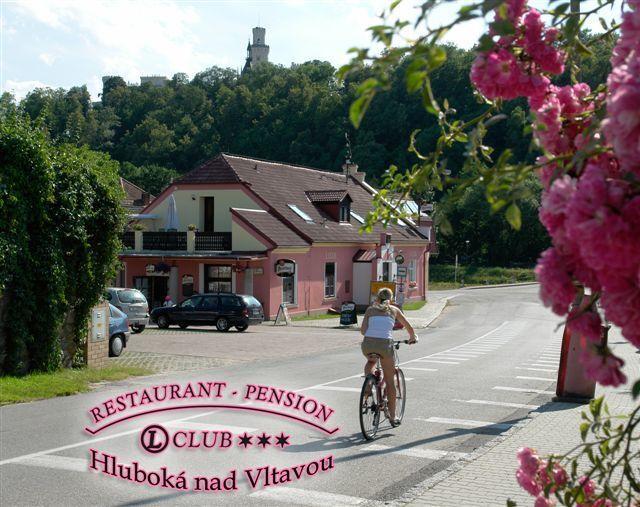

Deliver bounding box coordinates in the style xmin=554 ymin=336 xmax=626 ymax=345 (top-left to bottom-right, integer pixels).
xmin=470 ymin=49 xmax=523 ymax=100
xmin=602 ymin=55 xmax=640 ymax=175
xmin=517 ymin=468 xmax=542 ymax=496
xmin=540 ymin=175 xmax=576 ymax=235
xmin=535 ymin=495 xmax=556 ymax=507
xmin=579 ymin=345 xmax=627 ymax=387
xmin=592 ymin=499 xmax=614 ymax=507
xmin=611 ymin=0 xmax=640 ymax=67
xmin=523 ymin=9 xmax=566 ymax=75
xmin=517 ymin=447 xmax=540 ymax=475
xmin=535 ymin=248 xmax=576 ymax=315
xmin=567 ymin=308 xmax=602 ymax=342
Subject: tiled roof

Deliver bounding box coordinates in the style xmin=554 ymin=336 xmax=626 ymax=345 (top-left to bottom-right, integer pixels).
xmin=305 ymin=190 xmax=349 ymax=203
xmin=173 ymin=156 xmax=241 ymax=184
xmin=231 ymin=209 xmax=309 ymax=247
xmin=176 ymin=153 xmax=428 ymax=245
xmin=120 ymin=177 xmax=154 ymax=212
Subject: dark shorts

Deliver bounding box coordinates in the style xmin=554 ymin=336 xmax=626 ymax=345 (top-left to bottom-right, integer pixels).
xmin=361 ymin=336 xmax=394 ymax=359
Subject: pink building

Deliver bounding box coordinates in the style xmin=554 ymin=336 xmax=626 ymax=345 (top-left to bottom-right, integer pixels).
xmin=118 ymin=154 xmax=435 ymax=319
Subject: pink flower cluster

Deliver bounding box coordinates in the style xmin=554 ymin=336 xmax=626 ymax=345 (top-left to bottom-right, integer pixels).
xmin=471 ymin=1 xmax=640 ymax=386
xmin=602 ymin=0 xmax=640 ymax=175
xmin=470 ymin=2 xmax=565 ymax=102
xmin=516 ymin=447 xmax=567 ymax=505
xmin=516 ymin=448 xmax=614 ymax=506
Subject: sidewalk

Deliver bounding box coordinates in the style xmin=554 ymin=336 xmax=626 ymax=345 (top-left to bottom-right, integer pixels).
xmin=289 ymin=292 xmax=452 ymax=330
xmin=396 ymin=337 xmax=639 ymax=507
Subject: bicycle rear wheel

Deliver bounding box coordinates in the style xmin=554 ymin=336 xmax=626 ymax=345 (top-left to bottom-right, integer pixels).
xmin=359 ymin=375 xmax=380 ymax=440
xmin=394 ymin=368 xmax=407 ymax=422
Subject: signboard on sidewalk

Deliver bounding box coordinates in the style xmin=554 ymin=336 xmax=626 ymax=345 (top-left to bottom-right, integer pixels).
xmin=340 ymin=301 xmax=358 ymax=326
xmin=274 ymin=303 xmax=291 ymax=325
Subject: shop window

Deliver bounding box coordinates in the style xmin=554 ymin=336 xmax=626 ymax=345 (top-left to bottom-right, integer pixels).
xmin=408 ymin=260 xmax=417 ymax=283
xmin=324 ymin=262 xmax=336 ymax=298
xmin=206 ymin=265 xmax=232 ymax=293
xmin=282 ymin=271 xmax=297 ymax=305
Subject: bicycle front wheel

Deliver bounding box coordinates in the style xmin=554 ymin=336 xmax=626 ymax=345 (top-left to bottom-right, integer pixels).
xmin=359 ymin=375 xmax=380 ymax=440
xmin=394 ymin=368 xmax=407 ymax=422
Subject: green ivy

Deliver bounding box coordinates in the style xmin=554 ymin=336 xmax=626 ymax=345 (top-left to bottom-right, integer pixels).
xmin=0 ymin=114 xmax=124 ymax=375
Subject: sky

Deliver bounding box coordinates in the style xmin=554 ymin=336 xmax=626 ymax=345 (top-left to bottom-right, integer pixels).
xmin=0 ymin=0 xmax=622 ymax=102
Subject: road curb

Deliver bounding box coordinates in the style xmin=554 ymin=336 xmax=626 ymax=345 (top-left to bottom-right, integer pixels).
xmin=463 ymin=282 xmax=539 ymax=290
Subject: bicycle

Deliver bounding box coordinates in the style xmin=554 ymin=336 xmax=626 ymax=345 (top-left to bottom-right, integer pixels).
xmin=359 ymin=340 xmax=408 ymax=440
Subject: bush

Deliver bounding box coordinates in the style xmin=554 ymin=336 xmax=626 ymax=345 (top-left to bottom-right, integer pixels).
xmin=0 ymin=115 xmax=124 ymax=375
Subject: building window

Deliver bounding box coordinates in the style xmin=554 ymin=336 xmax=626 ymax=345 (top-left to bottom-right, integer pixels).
xmin=282 ymin=270 xmax=297 ymax=305
xmin=382 ymin=261 xmax=392 ymax=282
xmin=408 ymin=259 xmax=417 ymax=283
xmin=339 ymin=203 xmax=350 ymax=222
xmin=324 ymin=262 xmax=336 ymax=298
xmin=206 ymin=265 xmax=232 ymax=293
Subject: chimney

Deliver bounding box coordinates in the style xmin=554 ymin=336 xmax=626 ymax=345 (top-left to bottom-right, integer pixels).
xmin=342 ymin=159 xmax=365 ymax=183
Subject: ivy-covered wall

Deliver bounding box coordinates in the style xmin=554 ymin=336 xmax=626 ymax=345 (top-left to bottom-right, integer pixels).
xmin=0 ymin=115 xmax=124 ymax=375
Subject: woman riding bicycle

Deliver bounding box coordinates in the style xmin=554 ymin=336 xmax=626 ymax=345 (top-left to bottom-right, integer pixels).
xmin=360 ymin=288 xmax=417 ymax=426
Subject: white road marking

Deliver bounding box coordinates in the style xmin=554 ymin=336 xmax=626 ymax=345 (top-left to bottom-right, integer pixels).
xmin=363 ymin=443 xmax=468 ymax=460
xmin=415 ymin=417 xmax=513 ymax=430
xmin=532 ymin=360 xmax=557 ymax=364
xmin=309 ymin=386 xmax=362 ymax=393
xmin=435 ymin=351 xmax=480 ymax=356
xmin=250 ymin=487 xmax=375 ymax=506
xmin=453 ymin=399 xmax=538 ymax=409
xmin=410 ymin=359 xmax=460 ymax=365
xmin=402 ymin=367 xmax=438 ymax=372
xmin=493 ymin=386 xmax=552 ymax=394
xmin=432 ymin=355 xmax=473 ymax=360
xmin=516 ymin=367 xmax=557 ymax=372
xmin=163 ymin=421 xmax=257 ymax=433
xmin=523 ymin=363 xmax=558 ymax=368
xmin=517 ymin=376 xmax=556 ymax=382
xmin=13 ymin=454 xmax=88 ymax=473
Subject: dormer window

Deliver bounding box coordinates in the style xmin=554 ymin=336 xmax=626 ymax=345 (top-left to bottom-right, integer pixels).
xmin=339 ymin=202 xmax=350 ymax=222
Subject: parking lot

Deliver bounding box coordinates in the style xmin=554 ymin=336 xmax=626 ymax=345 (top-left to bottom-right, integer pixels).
xmin=113 ymin=322 xmax=362 ymax=372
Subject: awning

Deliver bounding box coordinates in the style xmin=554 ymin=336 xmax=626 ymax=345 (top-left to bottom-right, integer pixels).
xmin=353 ymin=249 xmax=377 ymax=262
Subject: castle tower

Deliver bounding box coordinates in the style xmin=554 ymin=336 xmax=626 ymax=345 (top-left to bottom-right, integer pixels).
xmin=243 ymin=26 xmax=270 ymax=73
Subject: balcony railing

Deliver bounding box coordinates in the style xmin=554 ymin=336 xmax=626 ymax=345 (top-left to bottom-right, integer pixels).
xmin=122 ymin=231 xmax=135 ymax=249
xmin=195 ymin=232 xmax=231 ymax=251
xmin=121 ymin=231 xmax=232 ymax=252
xmin=143 ymin=232 xmax=187 ymax=250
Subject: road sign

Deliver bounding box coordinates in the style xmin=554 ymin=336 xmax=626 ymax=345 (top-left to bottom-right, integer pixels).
xmin=397 ymin=266 xmax=407 ymax=277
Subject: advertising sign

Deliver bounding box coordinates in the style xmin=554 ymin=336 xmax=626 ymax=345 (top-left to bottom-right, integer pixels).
xmin=274 ymin=259 xmax=296 ymax=277
xmin=339 ymin=301 xmax=358 ymax=326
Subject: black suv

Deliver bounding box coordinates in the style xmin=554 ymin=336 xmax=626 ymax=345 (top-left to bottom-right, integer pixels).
xmin=150 ymin=293 xmax=264 ymax=332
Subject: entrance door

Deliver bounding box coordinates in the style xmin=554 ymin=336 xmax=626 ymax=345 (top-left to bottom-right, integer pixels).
xmin=204 ymin=197 xmax=215 ymax=232
xmin=134 ymin=276 xmax=168 ymax=310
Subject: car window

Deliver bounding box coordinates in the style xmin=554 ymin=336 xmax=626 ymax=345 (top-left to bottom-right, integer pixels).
xmin=199 ymin=296 xmax=219 ymax=310
xmin=180 ymin=297 xmax=202 ymax=309
xmin=242 ymin=296 xmax=261 ymax=307
xmin=221 ymin=296 xmax=241 ymax=307
xmin=117 ymin=289 xmax=146 ymax=303
xmin=110 ymin=305 xmax=126 ymax=318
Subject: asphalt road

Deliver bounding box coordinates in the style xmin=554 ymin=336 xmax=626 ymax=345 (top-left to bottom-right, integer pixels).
xmin=0 ymin=285 xmax=562 ymax=506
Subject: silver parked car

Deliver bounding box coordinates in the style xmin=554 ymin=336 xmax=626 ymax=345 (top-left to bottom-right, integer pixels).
xmin=106 ymin=287 xmax=149 ymax=333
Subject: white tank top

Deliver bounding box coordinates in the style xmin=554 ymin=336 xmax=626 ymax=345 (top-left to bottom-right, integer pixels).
xmin=366 ymin=315 xmax=395 ymax=340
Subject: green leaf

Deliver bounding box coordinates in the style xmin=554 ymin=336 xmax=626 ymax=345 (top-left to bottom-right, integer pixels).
xmin=505 ymin=203 xmax=521 ymax=230
xmin=491 ymin=19 xmax=515 ymax=36
xmin=632 ymin=379 xmax=640 ymax=399
xmin=506 ymin=500 xmax=517 ymax=507
xmin=349 ymin=93 xmax=374 ymax=129
xmin=590 ymin=396 xmax=604 ymax=418
xmin=580 ymin=422 xmax=590 ymax=441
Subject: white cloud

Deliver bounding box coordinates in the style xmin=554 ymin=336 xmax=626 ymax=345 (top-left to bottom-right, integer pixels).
xmin=4 ymin=79 xmax=51 ymax=100
xmin=39 ymin=52 xmax=57 ymax=66
xmin=14 ymin=0 xmax=215 ymax=89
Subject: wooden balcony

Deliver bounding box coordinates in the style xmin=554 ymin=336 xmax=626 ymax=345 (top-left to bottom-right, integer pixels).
xmin=121 ymin=231 xmax=232 ymax=253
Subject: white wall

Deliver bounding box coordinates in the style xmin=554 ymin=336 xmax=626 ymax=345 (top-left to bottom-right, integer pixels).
xmin=148 ymin=188 xmax=263 ymax=231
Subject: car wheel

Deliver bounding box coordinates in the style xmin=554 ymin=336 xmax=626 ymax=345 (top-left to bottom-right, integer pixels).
xmin=179 ymin=323 xmax=189 ymax=329
xmin=157 ymin=315 xmax=170 ymax=329
xmin=131 ymin=325 xmax=145 ymax=334
xmin=110 ymin=334 xmax=124 ymax=357
xmin=216 ymin=318 xmax=230 ymax=332
xmin=235 ymin=324 xmax=248 ymax=332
